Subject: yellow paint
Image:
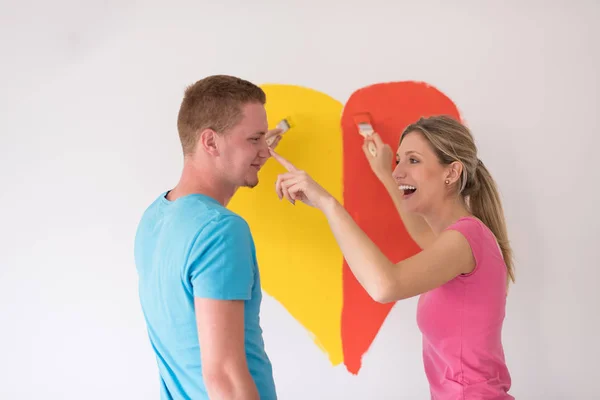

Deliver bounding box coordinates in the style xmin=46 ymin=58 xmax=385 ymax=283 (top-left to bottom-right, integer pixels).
xmin=228 ymin=84 xmax=344 ymax=365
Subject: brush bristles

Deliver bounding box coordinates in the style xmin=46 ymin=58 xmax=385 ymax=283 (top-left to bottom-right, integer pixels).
xmin=276 ymin=119 xmax=291 ymax=133
xmin=357 ymin=122 xmax=374 ymax=137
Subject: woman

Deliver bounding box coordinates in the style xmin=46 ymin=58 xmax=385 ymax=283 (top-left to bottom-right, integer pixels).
xmin=269 ymin=115 xmax=514 ymax=399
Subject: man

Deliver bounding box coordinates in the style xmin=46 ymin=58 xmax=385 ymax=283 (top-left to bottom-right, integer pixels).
xmin=134 ymin=75 xmax=281 ymax=399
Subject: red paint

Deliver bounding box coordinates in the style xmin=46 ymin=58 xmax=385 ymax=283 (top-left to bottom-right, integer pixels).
xmin=340 ymin=81 xmax=461 ymax=374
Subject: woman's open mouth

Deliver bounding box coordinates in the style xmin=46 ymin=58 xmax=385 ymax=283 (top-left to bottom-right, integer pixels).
xmin=399 ymin=184 xmax=417 ymax=198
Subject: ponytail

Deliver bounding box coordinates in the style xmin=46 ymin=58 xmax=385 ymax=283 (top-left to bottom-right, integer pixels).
xmin=468 ymin=161 xmax=515 ymax=286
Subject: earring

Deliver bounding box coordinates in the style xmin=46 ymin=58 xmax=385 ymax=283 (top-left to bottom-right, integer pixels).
xmin=445 ymin=179 xmax=450 ymax=184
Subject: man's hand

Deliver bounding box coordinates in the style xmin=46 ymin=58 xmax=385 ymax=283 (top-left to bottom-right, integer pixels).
xmin=265 ymin=128 xmax=284 ymax=149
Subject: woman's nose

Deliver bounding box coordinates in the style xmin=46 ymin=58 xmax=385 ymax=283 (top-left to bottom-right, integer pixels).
xmin=392 ymin=163 xmax=406 ymax=181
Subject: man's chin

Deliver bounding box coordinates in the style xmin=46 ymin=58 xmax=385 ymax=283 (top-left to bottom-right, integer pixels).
xmin=242 ymin=178 xmax=259 ymax=189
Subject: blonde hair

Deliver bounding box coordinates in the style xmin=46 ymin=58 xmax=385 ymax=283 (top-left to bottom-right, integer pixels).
xmin=400 ymin=115 xmax=515 ymax=285
xmin=176 ymin=75 xmax=266 ymax=155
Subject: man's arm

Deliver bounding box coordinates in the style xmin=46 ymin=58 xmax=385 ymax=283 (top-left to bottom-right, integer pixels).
xmin=188 ymin=215 xmax=260 ymax=399
xmin=195 ymin=298 xmax=258 ymax=400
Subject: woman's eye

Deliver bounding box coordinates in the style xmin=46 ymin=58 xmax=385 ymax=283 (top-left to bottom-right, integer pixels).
xmin=410 ymin=158 xmax=419 ymax=164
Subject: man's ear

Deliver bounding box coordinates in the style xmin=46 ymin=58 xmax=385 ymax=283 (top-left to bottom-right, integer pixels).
xmin=445 ymin=161 xmax=463 ymax=185
xmin=198 ymin=128 xmax=220 ymax=156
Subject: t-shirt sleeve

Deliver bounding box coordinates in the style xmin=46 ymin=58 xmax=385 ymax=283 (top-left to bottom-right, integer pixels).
xmin=187 ymin=215 xmax=255 ymax=300
xmin=445 ymin=217 xmax=484 ymax=276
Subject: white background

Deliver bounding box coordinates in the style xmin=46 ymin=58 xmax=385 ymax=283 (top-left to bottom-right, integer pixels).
xmin=1 ymin=0 xmax=599 ymax=398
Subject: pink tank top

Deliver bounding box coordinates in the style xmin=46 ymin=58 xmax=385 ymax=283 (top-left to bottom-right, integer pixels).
xmin=416 ymin=217 xmax=513 ymax=399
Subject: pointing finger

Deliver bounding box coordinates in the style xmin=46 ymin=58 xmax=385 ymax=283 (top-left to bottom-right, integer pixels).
xmin=268 ymin=148 xmax=298 ymax=172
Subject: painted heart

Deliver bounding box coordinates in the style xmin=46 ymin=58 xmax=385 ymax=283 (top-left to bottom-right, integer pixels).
xmin=228 ymin=81 xmax=461 ymax=374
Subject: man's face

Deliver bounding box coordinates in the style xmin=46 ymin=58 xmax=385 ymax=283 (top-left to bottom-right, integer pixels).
xmin=217 ymin=102 xmax=270 ymax=189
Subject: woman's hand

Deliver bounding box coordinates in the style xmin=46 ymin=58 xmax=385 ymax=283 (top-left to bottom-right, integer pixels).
xmin=363 ymin=133 xmax=394 ymax=181
xmin=269 ymin=148 xmax=334 ymax=210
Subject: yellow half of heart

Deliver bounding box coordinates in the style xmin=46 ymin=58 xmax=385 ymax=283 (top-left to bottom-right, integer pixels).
xmin=228 ymin=84 xmax=344 ymax=365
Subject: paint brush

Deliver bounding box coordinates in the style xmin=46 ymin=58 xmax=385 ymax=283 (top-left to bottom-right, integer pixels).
xmin=353 ymin=113 xmax=377 ymax=157
xmin=266 ymin=117 xmax=293 ymax=146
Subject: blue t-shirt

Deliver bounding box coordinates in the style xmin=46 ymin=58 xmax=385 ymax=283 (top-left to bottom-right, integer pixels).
xmin=134 ymin=192 xmax=277 ymax=399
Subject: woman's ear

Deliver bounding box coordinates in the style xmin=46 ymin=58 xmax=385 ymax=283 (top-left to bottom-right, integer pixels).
xmin=445 ymin=161 xmax=463 ymax=185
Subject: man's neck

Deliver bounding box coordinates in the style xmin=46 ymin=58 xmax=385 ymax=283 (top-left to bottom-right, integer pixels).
xmin=167 ymin=161 xmax=236 ymax=207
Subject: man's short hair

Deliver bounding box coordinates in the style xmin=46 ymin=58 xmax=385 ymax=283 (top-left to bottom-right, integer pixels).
xmin=177 ymin=75 xmax=266 ymax=154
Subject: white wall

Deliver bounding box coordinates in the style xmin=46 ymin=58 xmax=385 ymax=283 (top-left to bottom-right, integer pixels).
xmin=1 ymin=0 xmax=599 ymax=398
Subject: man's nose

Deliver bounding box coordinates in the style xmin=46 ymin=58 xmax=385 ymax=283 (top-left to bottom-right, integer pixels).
xmin=258 ymin=144 xmax=270 ymax=159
